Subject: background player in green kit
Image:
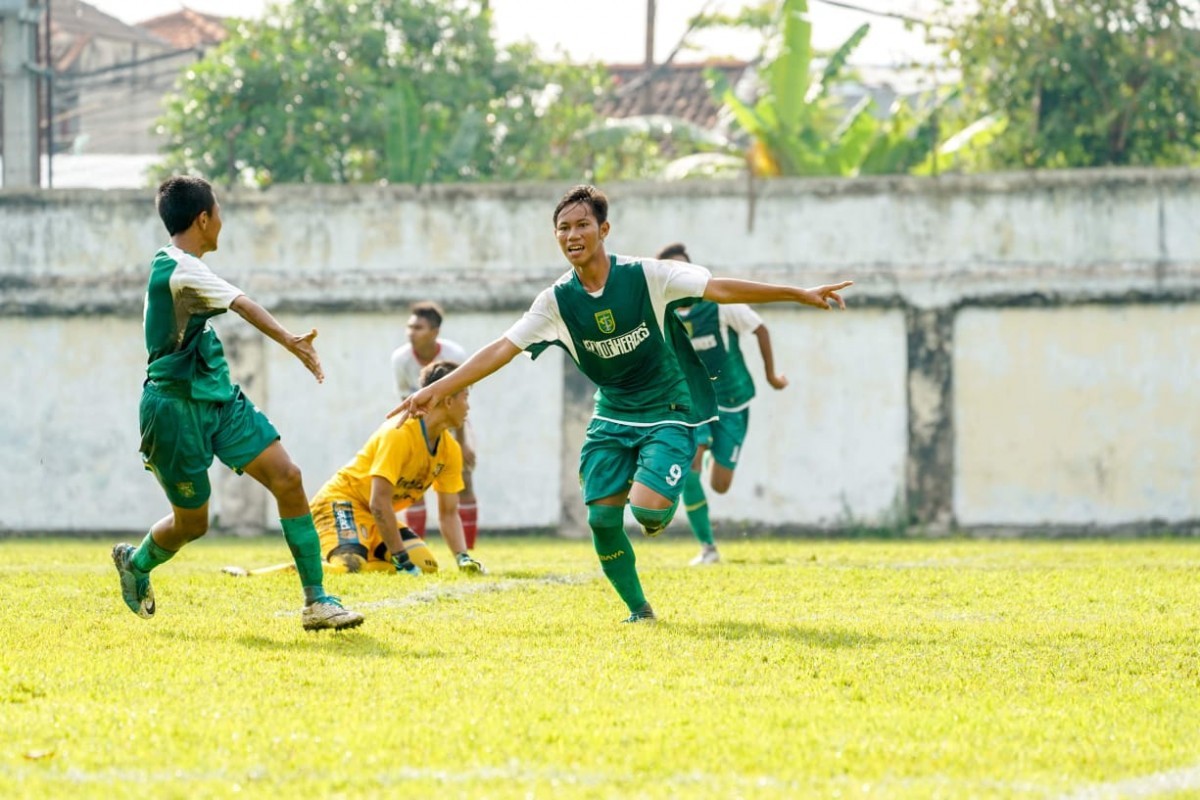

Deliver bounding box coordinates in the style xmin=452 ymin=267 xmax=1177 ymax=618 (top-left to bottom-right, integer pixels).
xmin=659 ymin=242 xmax=788 ymax=567
xmin=390 ymin=185 xmax=851 ymax=624
xmin=113 ymin=176 xmax=363 ymax=632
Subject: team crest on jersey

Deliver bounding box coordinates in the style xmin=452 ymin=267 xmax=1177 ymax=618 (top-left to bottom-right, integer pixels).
xmin=175 ymin=482 xmax=196 ymax=499
xmin=594 ymin=309 xmax=616 ymax=334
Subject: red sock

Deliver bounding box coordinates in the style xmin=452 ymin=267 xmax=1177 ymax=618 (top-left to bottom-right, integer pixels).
xmin=459 ymin=502 xmax=478 ymax=549
xmin=406 ymin=504 xmax=426 ymax=538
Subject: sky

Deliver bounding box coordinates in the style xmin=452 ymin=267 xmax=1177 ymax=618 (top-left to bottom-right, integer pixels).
xmin=86 ymin=0 xmax=943 ymax=66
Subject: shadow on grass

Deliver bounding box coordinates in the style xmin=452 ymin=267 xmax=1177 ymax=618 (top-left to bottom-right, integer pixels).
xmin=231 ymin=633 xmax=443 ymax=659
xmin=668 ymin=620 xmax=883 ymax=648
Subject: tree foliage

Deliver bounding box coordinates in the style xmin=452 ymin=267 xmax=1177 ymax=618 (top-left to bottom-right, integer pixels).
xmin=155 ymin=0 xmax=661 ymax=185
xmin=939 ymin=0 xmax=1200 ymax=168
xmin=681 ymin=0 xmax=998 ymax=178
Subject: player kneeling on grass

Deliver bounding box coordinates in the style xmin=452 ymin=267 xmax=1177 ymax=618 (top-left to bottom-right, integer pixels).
xmin=314 ymin=360 xmax=484 ymax=576
xmin=227 ymin=361 xmax=485 ymax=579
xmin=114 ymin=175 xmax=363 ymax=632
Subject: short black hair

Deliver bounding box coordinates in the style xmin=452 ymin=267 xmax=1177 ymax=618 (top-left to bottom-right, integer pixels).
xmin=419 ymin=360 xmax=458 ymax=388
xmin=553 ymin=184 xmax=608 ymax=226
xmin=656 ymin=242 xmax=690 ymax=261
xmin=156 ymin=176 xmax=216 ymax=236
xmin=410 ymin=300 xmax=445 ymax=329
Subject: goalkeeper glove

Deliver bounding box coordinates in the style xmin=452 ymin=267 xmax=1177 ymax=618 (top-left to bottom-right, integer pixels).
xmin=455 ymin=552 xmax=486 ymax=575
xmin=391 ymin=552 xmax=423 ymax=577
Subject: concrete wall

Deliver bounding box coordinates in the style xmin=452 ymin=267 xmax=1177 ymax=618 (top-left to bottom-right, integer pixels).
xmin=2 ymin=168 xmax=1199 ymax=535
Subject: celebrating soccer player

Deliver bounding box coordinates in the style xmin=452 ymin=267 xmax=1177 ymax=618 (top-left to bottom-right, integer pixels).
xmin=390 ymin=185 xmax=851 ymax=624
xmin=114 ymin=176 xmax=363 ymax=631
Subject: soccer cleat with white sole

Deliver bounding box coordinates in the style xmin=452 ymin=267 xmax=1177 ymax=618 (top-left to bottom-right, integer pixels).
xmin=302 ymin=596 xmax=364 ymax=632
xmin=621 ymin=604 xmax=657 ymax=624
xmin=112 ymin=543 xmax=156 ymax=618
xmin=689 ymin=546 xmax=721 ymax=566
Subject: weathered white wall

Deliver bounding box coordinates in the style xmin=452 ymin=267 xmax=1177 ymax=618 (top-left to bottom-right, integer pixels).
xmin=706 ymin=308 xmax=908 ymax=528
xmin=3 ymin=169 xmax=1200 ymax=534
xmin=955 ymin=305 xmax=1200 ymax=526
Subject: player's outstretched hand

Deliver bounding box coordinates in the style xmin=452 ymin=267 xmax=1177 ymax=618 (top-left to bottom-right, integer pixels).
xmin=387 ymin=385 xmax=435 ymax=427
xmin=800 ymin=280 xmax=854 ymax=310
xmin=288 ymin=329 xmax=324 ymax=383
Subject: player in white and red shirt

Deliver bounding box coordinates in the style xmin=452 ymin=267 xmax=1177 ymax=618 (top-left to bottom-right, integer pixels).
xmin=390 ymin=301 xmax=479 ymax=548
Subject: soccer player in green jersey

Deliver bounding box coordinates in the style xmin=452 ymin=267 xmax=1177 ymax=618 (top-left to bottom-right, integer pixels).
xmin=113 ymin=176 xmax=364 ymax=631
xmin=390 ymin=185 xmax=851 ymax=623
xmin=659 ymin=242 xmax=789 ymax=566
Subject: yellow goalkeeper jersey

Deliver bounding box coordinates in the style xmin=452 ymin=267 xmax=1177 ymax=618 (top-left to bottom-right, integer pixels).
xmin=314 ymin=417 xmax=464 ymax=511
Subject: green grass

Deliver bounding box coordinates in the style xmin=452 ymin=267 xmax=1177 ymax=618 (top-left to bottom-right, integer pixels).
xmin=3 ymin=536 xmax=1200 ymax=798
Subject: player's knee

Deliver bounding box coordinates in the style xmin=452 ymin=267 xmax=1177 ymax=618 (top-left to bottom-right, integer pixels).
xmin=271 ymin=461 xmax=305 ymax=499
xmin=630 ymin=503 xmax=677 ymax=534
xmin=587 ymin=503 xmax=624 ymax=531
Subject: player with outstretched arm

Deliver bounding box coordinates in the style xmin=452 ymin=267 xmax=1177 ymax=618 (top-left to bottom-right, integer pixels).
xmin=390 ymin=185 xmax=851 ymax=624
xmin=114 ymin=176 xmax=363 ymax=631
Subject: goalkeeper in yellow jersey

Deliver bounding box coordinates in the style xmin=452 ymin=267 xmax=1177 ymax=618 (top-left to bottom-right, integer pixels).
xmin=224 ymin=361 xmax=485 ymax=578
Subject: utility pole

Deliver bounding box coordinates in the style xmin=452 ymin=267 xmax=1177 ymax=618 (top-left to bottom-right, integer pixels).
xmin=1 ymin=0 xmax=40 ymax=188
xmin=644 ymin=0 xmax=656 ymax=66
xmin=641 ymin=0 xmax=656 ymax=114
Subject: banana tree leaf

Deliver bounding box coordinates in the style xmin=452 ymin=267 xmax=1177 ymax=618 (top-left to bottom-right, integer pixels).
xmin=814 ymin=23 xmax=870 ymax=103
xmin=769 ymin=0 xmax=814 ymax=130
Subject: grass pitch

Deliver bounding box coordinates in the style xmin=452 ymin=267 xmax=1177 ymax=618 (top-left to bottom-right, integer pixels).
xmin=2 ymin=535 xmax=1199 ymax=798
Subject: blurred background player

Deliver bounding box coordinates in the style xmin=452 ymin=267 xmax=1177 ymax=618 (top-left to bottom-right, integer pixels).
xmin=659 ymin=243 xmax=789 ymax=566
xmin=390 ymin=184 xmax=851 ymax=624
xmin=391 ymin=301 xmax=480 ymax=549
xmin=310 ymin=360 xmax=485 ymax=576
xmin=115 ymin=175 xmax=363 ymax=632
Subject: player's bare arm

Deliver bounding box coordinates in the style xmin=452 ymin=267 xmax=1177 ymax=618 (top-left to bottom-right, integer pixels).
xmin=389 ymin=337 xmax=521 ymax=425
xmin=754 ymin=325 xmax=789 ymax=389
xmin=230 ymin=295 xmax=325 ymax=383
xmin=436 ymin=490 xmax=467 ymax=552
xmin=703 ymin=278 xmax=853 ymax=310
xmin=369 ymin=476 xmax=406 ymax=557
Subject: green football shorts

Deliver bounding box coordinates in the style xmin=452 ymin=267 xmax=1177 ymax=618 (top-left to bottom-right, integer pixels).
xmin=139 ymin=382 xmax=280 ymax=508
xmin=696 ymin=407 xmax=750 ymax=470
xmin=578 ymin=419 xmax=699 ymax=504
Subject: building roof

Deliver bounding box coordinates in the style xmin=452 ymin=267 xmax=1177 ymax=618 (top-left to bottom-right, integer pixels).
xmin=51 ymin=0 xmax=169 ymax=46
xmin=597 ymin=60 xmax=751 ymax=130
xmin=138 ymin=7 xmax=229 ymax=50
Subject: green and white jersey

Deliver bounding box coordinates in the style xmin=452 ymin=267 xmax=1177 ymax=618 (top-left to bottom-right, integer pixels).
xmin=504 ymin=254 xmax=718 ymax=427
xmin=143 ymin=244 xmax=244 ymax=403
xmin=676 ymin=300 xmax=763 ymax=412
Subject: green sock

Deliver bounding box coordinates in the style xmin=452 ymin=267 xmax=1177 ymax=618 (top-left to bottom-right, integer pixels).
xmin=131 ymin=531 xmax=177 ymax=574
xmin=682 ymin=470 xmax=715 ymax=546
xmin=280 ymin=514 xmax=325 ymax=603
xmin=588 ymin=504 xmax=646 ymax=613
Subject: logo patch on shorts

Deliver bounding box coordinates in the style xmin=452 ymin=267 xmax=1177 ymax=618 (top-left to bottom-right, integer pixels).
xmin=175 ymin=482 xmax=196 ymax=499
xmin=594 ymin=309 xmax=616 ymax=334
xmin=331 ymin=501 xmax=358 ymax=541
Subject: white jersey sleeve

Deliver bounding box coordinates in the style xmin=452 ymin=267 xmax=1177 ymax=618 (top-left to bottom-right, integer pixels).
xmin=167 ymin=247 xmax=243 ymax=313
xmin=720 ymin=303 xmax=764 ymax=336
xmin=639 ymin=256 xmax=711 ymax=304
xmin=504 ymin=285 xmax=566 ymax=351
